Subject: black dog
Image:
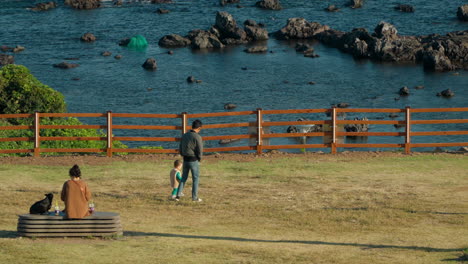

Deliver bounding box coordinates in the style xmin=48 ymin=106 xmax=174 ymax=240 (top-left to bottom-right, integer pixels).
xmin=29 ymin=193 xmax=54 ymax=214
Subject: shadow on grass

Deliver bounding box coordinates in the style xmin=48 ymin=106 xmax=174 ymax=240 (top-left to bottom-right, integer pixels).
xmin=0 ymin=230 xmax=18 ymax=238
xmin=124 ymin=231 xmax=464 ymax=252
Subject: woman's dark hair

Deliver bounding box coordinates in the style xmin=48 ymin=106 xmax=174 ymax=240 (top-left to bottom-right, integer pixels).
xmin=69 ymin=164 xmax=81 ymax=178
xmin=192 ymin=119 xmax=202 ymax=129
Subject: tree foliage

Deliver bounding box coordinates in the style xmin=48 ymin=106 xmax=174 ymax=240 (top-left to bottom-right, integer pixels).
xmin=0 ymin=64 xmax=66 ymax=115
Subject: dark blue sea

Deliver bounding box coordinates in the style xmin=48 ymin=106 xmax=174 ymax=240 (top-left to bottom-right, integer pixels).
xmin=0 ymin=0 xmax=467 ymax=151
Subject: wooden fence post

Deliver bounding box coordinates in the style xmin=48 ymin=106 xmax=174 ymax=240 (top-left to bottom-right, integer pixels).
xmin=107 ymin=111 xmax=113 ymax=157
xmin=331 ymin=107 xmax=337 ymax=154
xmin=256 ymin=108 xmax=263 ymax=155
xmin=181 ymin=112 xmax=188 ymax=135
xmin=34 ymin=112 xmax=40 ymax=157
xmin=405 ymin=106 xmax=411 ymax=154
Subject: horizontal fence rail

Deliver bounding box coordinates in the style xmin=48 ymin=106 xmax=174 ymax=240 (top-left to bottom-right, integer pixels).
xmin=0 ymin=107 xmax=467 ymax=157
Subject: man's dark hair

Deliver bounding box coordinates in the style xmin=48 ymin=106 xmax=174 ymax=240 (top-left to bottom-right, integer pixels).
xmin=69 ymin=164 xmax=81 ymax=178
xmin=192 ymin=119 xmax=202 ymax=129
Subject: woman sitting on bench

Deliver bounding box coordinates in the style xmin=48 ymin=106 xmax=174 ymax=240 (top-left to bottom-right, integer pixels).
xmin=61 ymin=165 xmax=92 ymax=219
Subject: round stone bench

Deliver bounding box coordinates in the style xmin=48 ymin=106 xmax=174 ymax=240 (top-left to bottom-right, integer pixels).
xmin=17 ymin=212 xmax=123 ymax=237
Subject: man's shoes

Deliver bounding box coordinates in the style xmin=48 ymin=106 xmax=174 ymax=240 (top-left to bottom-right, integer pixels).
xmin=192 ymin=198 xmax=202 ymax=202
xmin=179 ymin=192 xmax=185 ymax=197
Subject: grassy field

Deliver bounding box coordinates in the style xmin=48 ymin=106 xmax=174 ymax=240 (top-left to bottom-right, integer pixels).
xmin=0 ymin=153 xmax=467 ymax=263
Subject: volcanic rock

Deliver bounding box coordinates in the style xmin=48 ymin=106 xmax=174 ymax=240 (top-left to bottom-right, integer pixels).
xmin=224 ymin=103 xmax=237 ymax=110
xmin=457 ymin=5 xmax=468 ymax=21
xmin=399 ymin=86 xmax=410 ymax=96
xmin=244 ymin=46 xmax=268 ymax=53
xmin=348 ymin=0 xmax=363 ymax=8
xmin=12 ymin=46 xmax=25 ymax=53
xmin=275 ymin=18 xmax=330 ymax=40
xmin=64 ymin=0 xmax=101 ymax=10
xmin=53 ymin=62 xmax=79 ymax=69
xmin=325 ymin=5 xmax=340 ymax=12
xmin=81 ymin=33 xmax=96 ymax=42
xmin=188 ymin=30 xmax=224 ymax=49
xmin=156 ymin=8 xmax=170 ymax=14
xmin=0 ymin=54 xmax=14 ymax=65
xmin=255 ymin=0 xmax=282 ymax=10
xmin=151 ymin=0 xmax=172 ymax=3
xmin=395 ymin=4 xmax=414 ymax=13
xmin=436 ymin=89 xmax=455 ymax=97
xmin=220 ymin=0 xmax=240 ymax=6
xmin=158 ymin=34 xmax=191 ymax=47
xmin=31 ymin=2 xmax=57 ymax=11
xmin=142 ymin=58 xmax=157 ymax=70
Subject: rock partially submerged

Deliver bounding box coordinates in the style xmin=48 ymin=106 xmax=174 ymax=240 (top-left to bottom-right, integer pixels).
xmin=151 ymin=0 xmax=172 ymax=3
xmin=80 ymin=33 xmax=96 ymax=42
xmin=275 ymin=18 xmax=329 ymax=40
xmin=158 ymin=34 xmax=191 ymax=48
xmin=159 ymin=11 xmax=268 ymax=50
xmin=0 ymin=54 xmax=14 ymax=66
xmin=436 ymin=89 xmax=455 ymax=97
xmin=156 ymin=8 xmax=170 ymax=14
xmin=244 ymin=46 xmax=267 ymax=53
xmin=220 ymin=0 xmax=240 ymax=6
xmin=275 ymin=18 xmax=468 ymax=71
xmin=255 ymin=0 xmax=282 ymax=10
xmin=224 ymin=103 xmax=237 ymax=110
xmin=395 ymin=4 xmax=414 ymax=13
xmin=53 ymin=62 xmax=79 ymax=69
xmin=142 ymin=58 xmax=157 ymax=70
xmin=457 ymin=5 xmax=468 ymax=21
xmin=64 ymin=0 xmax=101 ymax=10
xmin=325 ymin=5 xmax=340 ymax=12
xmin=31 ymin=2 xmax=57 ymax=11
xmin=399 ymin=86 xmax=410 ymax=96
xmin=347 ymin=0 xmax=363 ymax=8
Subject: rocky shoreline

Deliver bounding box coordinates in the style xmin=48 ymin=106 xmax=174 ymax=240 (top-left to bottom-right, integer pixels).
xmin=2 ymin=2 xmax=467 ymax=73
xmin=274 ymin=18 xmax=468 ymax=72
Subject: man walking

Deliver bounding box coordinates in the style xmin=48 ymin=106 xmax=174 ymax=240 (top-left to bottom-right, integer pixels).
xmin=177 ymin=119 xmax=203 ymax=202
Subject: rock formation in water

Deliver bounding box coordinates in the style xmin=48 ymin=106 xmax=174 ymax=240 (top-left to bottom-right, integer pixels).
xmin=325 ymin=5 xmax=340 ymax=12
xmin=142 ymin=58 xmax=157 ymax=70
xmin=151 ymin=0 xmax=173 ymax=3
xmin=31 ymin=2 xmax=57 ymax=11
xmin=53 ymin=62 xmax=79 ymax=69
xmin=156 ymin=8 xmax=170 ymax=14
xmin=159 ymin=11 xmax=268 ymax=50
xmin=64 ymin=0 xmax=101 ymax=9
xmin=436 ymin=89 xmax=455 ymax=97
xmin=457 ymin=5 xmax=468 ymax=21
xmin=255 ymin=0 xmax=282 ymax=10
xmin=394 ymin=4 xmax=414 ymax=13
xmin=80 ymin=33 xmax=96 ymax=42
xmin=347 ymin=0 xmax=363 ymax=9
xmin=220 ymin=0 xmax=240 ymax=6
xmin=275 ymin=18 xmax=468 ymax=71
xmin=0 ymin=54 xmax=14 ymax=66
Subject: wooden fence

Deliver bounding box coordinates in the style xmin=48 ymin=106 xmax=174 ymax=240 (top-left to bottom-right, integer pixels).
xmin=0 ymin=107 xmax=467 ymax=157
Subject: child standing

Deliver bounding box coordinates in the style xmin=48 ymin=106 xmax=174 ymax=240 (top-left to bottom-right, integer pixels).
xmin=170 ymin=160 xmax=183 ymax=199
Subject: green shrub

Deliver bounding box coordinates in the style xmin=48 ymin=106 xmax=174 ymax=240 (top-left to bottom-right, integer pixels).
xmin=0 ymin=118 xmax=127 ymax=156
xmin=0 ymin=65 xmax=127 ymax=156
xmin=0 ymin=65 xmax=66 ymax=119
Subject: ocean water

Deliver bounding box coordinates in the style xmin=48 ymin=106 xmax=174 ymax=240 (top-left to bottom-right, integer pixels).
xmin=0 ymin=0 xmax=467 ymax=151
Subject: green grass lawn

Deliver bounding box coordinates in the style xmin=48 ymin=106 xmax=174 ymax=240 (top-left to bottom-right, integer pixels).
xmin=0 ymin=153 xmax=467 ymax=263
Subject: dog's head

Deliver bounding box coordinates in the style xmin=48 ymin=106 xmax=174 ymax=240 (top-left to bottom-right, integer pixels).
xmin=45 ymin=193 xmax=54 ymax=201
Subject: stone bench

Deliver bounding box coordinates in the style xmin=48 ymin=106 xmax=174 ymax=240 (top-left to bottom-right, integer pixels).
xmin=17 ymin=212 xmax=123 ymax=237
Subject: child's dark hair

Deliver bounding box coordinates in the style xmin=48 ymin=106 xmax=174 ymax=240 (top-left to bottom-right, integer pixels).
xmin=174 ymin=160 xmax=182 ymax=168
xmin=192 ymin=119 xmax=202 ymax=129
xmin=69 ymin=164 xmax=81 ymax=178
